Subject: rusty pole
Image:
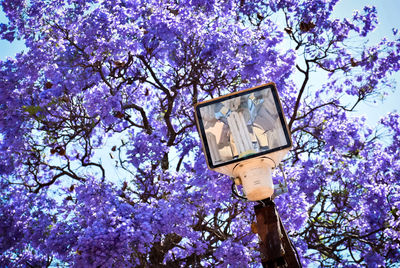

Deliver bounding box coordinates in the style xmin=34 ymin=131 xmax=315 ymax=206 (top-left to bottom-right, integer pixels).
xmin=253 ymin=198 xmax=301 ymax=268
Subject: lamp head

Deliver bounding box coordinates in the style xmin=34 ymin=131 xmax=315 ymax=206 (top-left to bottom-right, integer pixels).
xmin=195 ymin=83 xmax=292 ymax=200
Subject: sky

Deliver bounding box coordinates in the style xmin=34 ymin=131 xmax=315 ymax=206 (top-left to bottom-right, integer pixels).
xmin=331 ymin=0 xmax=400 ymax=127
xmin=0 ymin=0 xmax=399 ymax=128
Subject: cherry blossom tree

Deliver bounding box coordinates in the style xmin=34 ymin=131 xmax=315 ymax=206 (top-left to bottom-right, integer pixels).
xmin=0 ymin=0 xmax=399 ymax=266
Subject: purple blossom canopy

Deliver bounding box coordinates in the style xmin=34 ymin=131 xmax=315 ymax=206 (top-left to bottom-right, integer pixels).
xmin=0 ymin=0 xmax=399 ymax=266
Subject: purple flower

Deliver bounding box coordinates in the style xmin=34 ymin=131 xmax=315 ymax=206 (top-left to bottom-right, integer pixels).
xmin=0 ymin=0 xmax=399 ymax=266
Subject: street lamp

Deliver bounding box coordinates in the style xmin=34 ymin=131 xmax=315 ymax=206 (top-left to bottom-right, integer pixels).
xmin=195 ymin=83 xmax=292 ymax=201
xmin=195 ymin=83 xmax=301 ymax=267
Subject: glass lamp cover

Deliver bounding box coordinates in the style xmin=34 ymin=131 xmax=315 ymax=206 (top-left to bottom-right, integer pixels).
xmin=195 ymin=83 xmax=291 ymax=169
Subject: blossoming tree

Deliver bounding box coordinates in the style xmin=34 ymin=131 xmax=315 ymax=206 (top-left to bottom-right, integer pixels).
xmin=1 ymin=0 xmax=399 ymax=266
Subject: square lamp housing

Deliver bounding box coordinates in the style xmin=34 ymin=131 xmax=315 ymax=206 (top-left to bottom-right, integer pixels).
xmin=195 ymin=83 xmax=292 ymax=201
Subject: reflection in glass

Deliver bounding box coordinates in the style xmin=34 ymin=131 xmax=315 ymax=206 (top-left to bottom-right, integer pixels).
xmin=199 ymin=87 xmax=288 ymax=166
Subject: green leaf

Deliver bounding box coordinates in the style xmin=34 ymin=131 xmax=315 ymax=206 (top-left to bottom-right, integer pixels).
xmin=23 ymin=105 xmax=44 ymax=116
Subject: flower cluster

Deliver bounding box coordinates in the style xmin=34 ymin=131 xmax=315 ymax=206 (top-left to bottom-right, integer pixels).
xmin=0 ymin=0 xmax=399 ymax=266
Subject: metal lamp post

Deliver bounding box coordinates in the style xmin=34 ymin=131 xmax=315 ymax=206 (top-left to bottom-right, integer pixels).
xmin=194 ymin=83 xmax=301 ymax=267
